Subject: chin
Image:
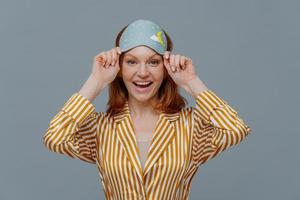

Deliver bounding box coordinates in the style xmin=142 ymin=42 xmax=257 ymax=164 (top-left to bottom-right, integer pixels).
xmin=130 ymin=91 xmax=155 ymax=102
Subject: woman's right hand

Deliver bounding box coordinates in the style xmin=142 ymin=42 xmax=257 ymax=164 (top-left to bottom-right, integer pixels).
xmin=79 ymin=47 xmax=122 ymax=102
xmin=91 ymin=46 xmax=122 ymax=87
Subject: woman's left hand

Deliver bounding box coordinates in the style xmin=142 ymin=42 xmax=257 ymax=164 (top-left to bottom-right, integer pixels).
xmin=163 ymin=51 xmax=198 ymax=94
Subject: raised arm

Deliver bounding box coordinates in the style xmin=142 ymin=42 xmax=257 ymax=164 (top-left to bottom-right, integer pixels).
xmin=43 ymin=47 xmax=121 ymax=164
xmin=161 ymin=51 xmax=252 ymax=167
xmin=187 ymin=77 xmax=252 ymax=167
xmin=42 ymin=92 xmax=104 ymax=164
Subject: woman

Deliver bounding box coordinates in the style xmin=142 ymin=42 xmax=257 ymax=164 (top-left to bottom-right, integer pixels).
xmin=43 ymin=19 xmax=252 ymax=200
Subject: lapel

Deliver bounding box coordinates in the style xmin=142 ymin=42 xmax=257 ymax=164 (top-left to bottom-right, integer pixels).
xmin=113 ymin=100 xmax=180 ymax=184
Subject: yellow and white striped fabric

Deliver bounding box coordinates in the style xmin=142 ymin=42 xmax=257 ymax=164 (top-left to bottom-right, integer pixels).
xmin=43 ymin=89 xmax=252 ymax=200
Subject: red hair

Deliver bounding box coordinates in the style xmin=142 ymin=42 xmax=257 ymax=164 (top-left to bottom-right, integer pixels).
xmin=105 ymin=24 xmax=187 ymax=116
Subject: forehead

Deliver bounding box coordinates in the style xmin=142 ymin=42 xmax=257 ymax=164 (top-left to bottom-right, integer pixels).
xmin=124 ymin=45 xmax=161 ymax=59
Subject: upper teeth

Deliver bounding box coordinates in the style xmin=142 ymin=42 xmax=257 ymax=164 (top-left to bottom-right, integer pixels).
xmin=134 ymin=81 xmax=151 ymax=85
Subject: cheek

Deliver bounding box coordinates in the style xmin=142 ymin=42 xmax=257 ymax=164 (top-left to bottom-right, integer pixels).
xmin=121 ymin=67 xmax=134 ymax=80
xmin=153 ymin=66 xmax=165 ymax=81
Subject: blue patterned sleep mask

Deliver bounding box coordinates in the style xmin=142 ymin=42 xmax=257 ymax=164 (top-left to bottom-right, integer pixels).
xmin=119 ymin=19 xmax=168 ymax=55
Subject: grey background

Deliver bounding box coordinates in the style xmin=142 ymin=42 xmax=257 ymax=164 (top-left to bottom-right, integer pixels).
xmin=1 ymin=0 xmax=299 ymax=199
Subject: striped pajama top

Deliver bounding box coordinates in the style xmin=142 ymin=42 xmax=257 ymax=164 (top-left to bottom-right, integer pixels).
xmin=43 ymin=89 xmax=252 ymax=200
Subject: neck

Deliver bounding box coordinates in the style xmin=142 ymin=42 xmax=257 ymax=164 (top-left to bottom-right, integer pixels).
xmin=127 ymin=96 xmax=159 ymax=119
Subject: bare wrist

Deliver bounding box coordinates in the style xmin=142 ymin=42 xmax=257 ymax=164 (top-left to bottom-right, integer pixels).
xmin=187 ymin=76 xmax=209 ymax=98
xmin=78 ymin=75 xmax=105 ymax=102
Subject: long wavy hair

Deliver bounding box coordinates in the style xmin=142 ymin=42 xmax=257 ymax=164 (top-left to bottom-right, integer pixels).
xmin=106 ymin=23 xmax=188 ymax=116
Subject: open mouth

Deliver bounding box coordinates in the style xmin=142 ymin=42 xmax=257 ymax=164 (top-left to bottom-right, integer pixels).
xmin=133 ymin=81 xmax=153 ymax=88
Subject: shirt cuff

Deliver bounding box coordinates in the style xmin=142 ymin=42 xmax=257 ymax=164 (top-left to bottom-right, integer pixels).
xmin=61 ymin=92 xmax=96 ymax=125
xmin=195 ymin=89 xmax=228 ymax=122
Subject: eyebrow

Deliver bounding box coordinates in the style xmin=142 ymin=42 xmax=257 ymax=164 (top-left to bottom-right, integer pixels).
xmin=124 ymin=53 xmax=160 ymax=59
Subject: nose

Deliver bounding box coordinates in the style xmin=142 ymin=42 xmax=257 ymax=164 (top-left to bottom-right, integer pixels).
xmin=137 ymin=64 xmax=149 ymax=77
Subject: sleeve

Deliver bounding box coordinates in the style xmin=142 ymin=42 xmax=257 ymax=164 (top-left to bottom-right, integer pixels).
xmin=191 ymin=89 xmax=252 ymax=167
xmin=42 ymin=92 xmax=103 ymax=164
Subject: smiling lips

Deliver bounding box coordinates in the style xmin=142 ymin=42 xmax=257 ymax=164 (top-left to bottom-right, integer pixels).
xmin=132 ymin=81 xmax=154 ymax=93
xmin=133 ymin=81 xmax=153 ymax=88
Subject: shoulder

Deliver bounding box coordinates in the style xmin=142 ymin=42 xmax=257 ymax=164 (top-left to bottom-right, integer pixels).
xmin=91 ymin=111 xmax=112 ymax=128
xmin=179 ymin=106 xmax=193 ymax=118
xmin=174 ymin=106 xmax=194 ymax=125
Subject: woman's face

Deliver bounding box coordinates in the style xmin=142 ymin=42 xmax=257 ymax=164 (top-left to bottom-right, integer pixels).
xmin=121 ymin=45 xmax=165 ymax=104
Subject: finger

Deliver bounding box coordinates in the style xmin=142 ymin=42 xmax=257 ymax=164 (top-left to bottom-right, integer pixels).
xmin=111 ymin=49 xmax=117 ymax=66
xmin=163 ymin=55 xmax=172 ymax=74
xmin=185 ymin=57 xmax=192 ymax=66
xmin=170 ymin=54 xmax=176 ymax=72
xmin=180 ymin=56 xmax=186 ymax=70
xmin=116 ymin=46 xmax=122 ymax=54
xmin=169 ymin=54 xmax=175 ymax=66
xmin=115 ymin=53 xmax=120 ymax=66
xmin=95 ymin=52 xmax=104 ymax=65
xmin=102 ymin=52 xmax=108 ymax=68
xmin=164 ymin=51 xmax=171 ymax=59
xmin=95 ymin=51 xmax=104 ymax=58
xmin=100 ymin=53 xmax=107 ymax=67
xmin=109 ymin=50 xmax=114 ymax=67
xmin=163 ymin=51 xmax=170 ymax=63
xmin=163 ymin=51 xmax=171 ymax=69
xmin=105 ymin=51 xmax=112 ymax=68
xmin=96 ymin=55 xmax=103 ymax=66
xmin=175 ymin=54 xmax=181 ymax=70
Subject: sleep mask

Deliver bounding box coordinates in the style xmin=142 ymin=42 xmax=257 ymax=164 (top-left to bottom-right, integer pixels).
xmin=119 ymin=19 xmax=168 ymax=55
